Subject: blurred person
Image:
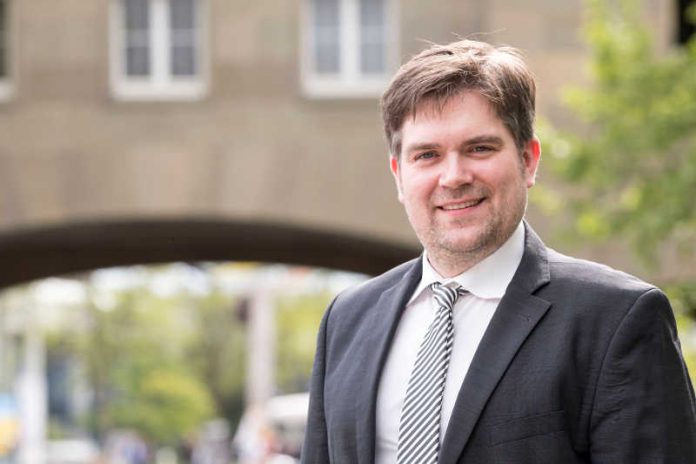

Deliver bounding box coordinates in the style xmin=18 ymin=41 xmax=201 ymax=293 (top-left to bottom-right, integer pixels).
xmin=301 ymin=39 xmax=696 ymax=463
xmin=191 ymin=419 xmax=230 ymax=464
xmin=177 ymin=432 xmax=195 ymax=463
xmin=105 ymin=430 xmax=148 ymax=464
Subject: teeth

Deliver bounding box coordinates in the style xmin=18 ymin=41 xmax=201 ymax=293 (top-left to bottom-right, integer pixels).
xmin=442 ymin=200 xmax=481 ymax=210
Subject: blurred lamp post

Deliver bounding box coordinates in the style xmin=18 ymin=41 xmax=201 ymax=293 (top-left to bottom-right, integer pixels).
xmin=246 ymin=287 xmax=276 ymax=407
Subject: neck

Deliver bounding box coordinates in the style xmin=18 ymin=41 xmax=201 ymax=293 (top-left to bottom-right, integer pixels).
xmin=425 ymin=221 xmax=524 ymax=278
xmin=426 ymin=247 xmax=494 ymax=278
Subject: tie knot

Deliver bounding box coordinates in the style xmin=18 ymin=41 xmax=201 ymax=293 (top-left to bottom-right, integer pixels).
xmin=430 ymin=282 xmax=467 ymax=310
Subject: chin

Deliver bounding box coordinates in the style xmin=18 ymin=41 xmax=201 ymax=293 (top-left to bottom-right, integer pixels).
xmin=439 ymin=228 xmax=499 ymax=254
xmin=436 ymin=236 xmax=483 ymax=255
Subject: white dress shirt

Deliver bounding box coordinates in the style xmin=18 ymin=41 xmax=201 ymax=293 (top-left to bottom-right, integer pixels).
xmin=375 ymin=222 xmax=525 ymax=464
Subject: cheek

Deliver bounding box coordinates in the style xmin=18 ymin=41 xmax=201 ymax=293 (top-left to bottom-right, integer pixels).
xmin=402 ymin=177 xmax=432 ymax=205
xmin=491 ymin=166 xmax=527 ymax=192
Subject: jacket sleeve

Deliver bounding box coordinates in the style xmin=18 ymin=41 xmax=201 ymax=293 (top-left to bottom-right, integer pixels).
xmin=590 ymin=288 xmax=696 ymax=463
xmin=301 ymin=300 xmax=334 ymax=463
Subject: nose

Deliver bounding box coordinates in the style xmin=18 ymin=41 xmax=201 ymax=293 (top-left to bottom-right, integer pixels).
xmin=438 ymin=153 xmax=473 ymax=189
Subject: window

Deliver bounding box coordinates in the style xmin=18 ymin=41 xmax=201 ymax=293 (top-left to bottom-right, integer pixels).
xmin=0 ymin=0 xmax=13 ymax=100
xmin=302 ymin=0 xmax=397 ymax=98
xmin=110 ymin=0 xmax=207 ymax=101
xmin=677 ymin=0 xmax=696 ymax=44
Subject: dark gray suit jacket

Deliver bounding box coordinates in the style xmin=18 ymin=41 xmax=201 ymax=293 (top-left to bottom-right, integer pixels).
xmin=302 ymin=226 xmax=696 ymax=463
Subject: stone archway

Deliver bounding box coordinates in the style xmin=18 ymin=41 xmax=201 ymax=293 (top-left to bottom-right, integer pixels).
xmin=0 ymin=218 xmax=419 ymax=288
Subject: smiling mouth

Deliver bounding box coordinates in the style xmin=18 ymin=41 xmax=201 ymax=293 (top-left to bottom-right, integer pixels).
xmin=439 ymin=199 xmax=484 ymax=211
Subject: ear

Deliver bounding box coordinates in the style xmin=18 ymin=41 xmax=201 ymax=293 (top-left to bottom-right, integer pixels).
xmin=521 ymin=137 xmax=542 ymax=188
xmin=390 ymin=156 xmax=404 ymax=203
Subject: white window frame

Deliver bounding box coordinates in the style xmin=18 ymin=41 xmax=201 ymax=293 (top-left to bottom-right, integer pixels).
xmin=301 ymin=0 xmax=398 ymax=99
xmin=109 ymin=0 xmax=209 ymax=101
xmin=0 ymin=0 xmax=15 ymax=102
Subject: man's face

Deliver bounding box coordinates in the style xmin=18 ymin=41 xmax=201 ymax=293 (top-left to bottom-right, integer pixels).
xmin=390 ymin=91 xmax=541 ymax=277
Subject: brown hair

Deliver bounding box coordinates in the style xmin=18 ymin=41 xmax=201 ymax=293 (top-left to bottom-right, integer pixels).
xmin=381 ymin=39 xmax=536 ymax=157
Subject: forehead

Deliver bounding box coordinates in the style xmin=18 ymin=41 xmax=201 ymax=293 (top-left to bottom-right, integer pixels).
xmin=400 ymin=92 xmax=509 ymax=145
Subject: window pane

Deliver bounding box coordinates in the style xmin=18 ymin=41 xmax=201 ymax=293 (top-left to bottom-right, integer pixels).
xmin=123 ymin=0 xmax=150 ymax=76
xmin=171 ymin=0 xmax=194 ymax=29
xmin=172 ymin=44 xmax=195 ymax=76
xmin=0 ymin=0 xmax=6 ymax=78
xmin=170 ymin=0 xmax=197 ymax=76
xmin=126 ymin=46 xmax=150 ymax=76
xmin=313 ymin=0 xmax=340 ymax=74
xmin=124 ymin=0 xmax=149 ymax=31
xmin=359 ymin=0 xmax=386 ymax=74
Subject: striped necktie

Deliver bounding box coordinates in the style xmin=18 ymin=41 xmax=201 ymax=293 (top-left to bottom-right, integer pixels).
xmin=396 ymin=282 xmax=467 ymax=464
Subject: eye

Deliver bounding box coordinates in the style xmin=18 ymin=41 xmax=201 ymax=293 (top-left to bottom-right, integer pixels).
xmin=414 ymin=151 xmax=438 ymax=161
xmin=471 ymin=145 xmax=493 ymax=153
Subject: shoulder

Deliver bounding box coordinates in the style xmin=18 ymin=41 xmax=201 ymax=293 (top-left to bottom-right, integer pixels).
xmin=545 ymin=248 xmax=655 ymax=294
xmin=540 ymin=247 xmax=666 ymax=319
xmin=522 ymin=223 xmax=656 ymax=299
xmin=321 ymin=257 xmax=420 ymax=327
xmin=534 ymin=249 xmax=677 ymax=372
xmin=333 ymin=257 xmax=420 ymax=308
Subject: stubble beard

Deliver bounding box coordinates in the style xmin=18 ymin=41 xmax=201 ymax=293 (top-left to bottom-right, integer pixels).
xmin=421 ymin=187 xmax=528 ymax=276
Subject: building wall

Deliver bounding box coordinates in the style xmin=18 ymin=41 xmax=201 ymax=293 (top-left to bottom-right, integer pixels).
xmin=0 ymin=0 xmax=688 ymax=281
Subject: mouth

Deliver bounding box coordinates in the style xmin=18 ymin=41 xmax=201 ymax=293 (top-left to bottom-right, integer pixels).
xmin=438 ymin=198 xmax=485 ymax=211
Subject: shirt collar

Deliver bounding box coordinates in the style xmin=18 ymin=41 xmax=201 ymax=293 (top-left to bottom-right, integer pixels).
xmin=409 ymin=221 xmax=525 ymax=303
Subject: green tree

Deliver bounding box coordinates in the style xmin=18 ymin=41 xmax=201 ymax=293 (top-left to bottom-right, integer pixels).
xmin=187 ymin=288 xmax=247 ymax=425
xmin=542 ymin=0 xmax=696 ymax=265
xmin=109 ymin=368 xmax=213 ymax=445
xmin=78 ymin=269 xmax=218 ymax=445
xmin=275 ymin=293 xmax=330 ymax=394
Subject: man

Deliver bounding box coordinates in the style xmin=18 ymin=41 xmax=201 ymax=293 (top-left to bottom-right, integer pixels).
xmin=301 ymin=39 xmax=696 ymax=463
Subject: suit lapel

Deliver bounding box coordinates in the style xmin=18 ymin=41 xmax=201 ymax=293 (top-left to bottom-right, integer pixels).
xmin=355 ymin=258 xmax=422 ymax=464
xmin=439 ymin=225 xmax=552 ymax=464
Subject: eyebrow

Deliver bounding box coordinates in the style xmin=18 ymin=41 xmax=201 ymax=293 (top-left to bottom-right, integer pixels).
xmin=463 ymin=135 xmax=505 ymax=146
xmin=403 ymin=142 xmax=441 ymax=154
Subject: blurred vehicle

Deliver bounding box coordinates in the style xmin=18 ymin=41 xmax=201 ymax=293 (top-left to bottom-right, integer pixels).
xmin=232 ymin=393 xmax=309 ymax=464
xmin=46 ymin=439 xmax=100 ymax=464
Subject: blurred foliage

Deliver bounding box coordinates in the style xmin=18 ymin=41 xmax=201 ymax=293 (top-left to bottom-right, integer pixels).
xmin=109 ymin=369 xmax=213 ymax=445
xmin=542 ymin=0 xmax=696 ymax=266
xmin=275 ymin=294 xmax=331 ymax=394
xmin=39 ymin=264 xmax=335 ymax=450
xmin=187 ymin=290 xmax=247 ymax=428
xmin=668 ymin=284 xmax=696 ymax=385
xmin=666 ymin=282 xmax=696 ymax=320
xmin=79 ymin=277 xmax=217 ymax=445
